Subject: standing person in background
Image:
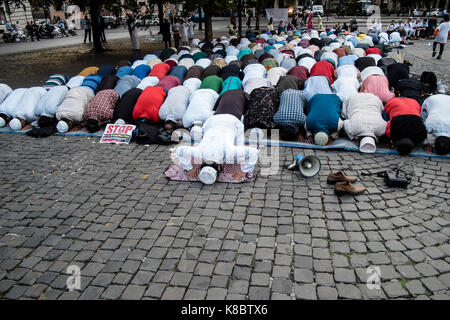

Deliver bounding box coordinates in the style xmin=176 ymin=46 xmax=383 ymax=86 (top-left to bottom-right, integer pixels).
xmin=230 ymin=14 xmax=236 ymax=29
xmin=247 ymin=11 xmax=252 ymax=29
xmin=127 ymin=14 xmax=140 ymax=51
xmin=172 ymin=18 xmax=180 ymax=49
xmin=268 ymin=17 xmax=274 ymax=32
xmin=292 ymin=12 xmax=298 ymax=29
xmin=26 ymin=21 xmax=36 ymax=41
xmin=431 ymin=14 xmax=450 ymax=60
xmin=180 ymin=18 xmax=189 ymax=47
xmin=188 ymin=18 xmax=195 ymax=44
xmin=82 ymin=15 xmax=92 ymax=44
xmin=99 ymin=16 xmax=106 ymax=42
xmin=161 ymin=18 xmax=172 ymax=48
xmin=428 ymin=16 xmax=437 ymax=38
xmin=307 ymin=12 xmax=313 ymax=30
xmin=15 ymin=21 xmax=22 ymax=32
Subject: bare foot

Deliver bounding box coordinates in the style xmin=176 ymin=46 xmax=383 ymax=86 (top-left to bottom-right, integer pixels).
xmin=327 ymin=137 xmax=335 ymax=146
xmin=232 ymin=170 xmax=246 ymax=180
xmin=186 ymin=168 xmax=199 ymax=179
xmin=424 ymin=144 xmax=433 ymax=154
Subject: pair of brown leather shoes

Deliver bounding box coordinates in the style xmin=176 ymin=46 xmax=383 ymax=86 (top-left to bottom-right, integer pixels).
xmin=327 ymin=171 xmax=366 ymax=196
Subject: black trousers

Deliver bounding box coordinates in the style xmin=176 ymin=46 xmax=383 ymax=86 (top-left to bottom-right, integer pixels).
xmin=84 ymin=29 xmax=91 ymax=43
xmin=433 ymin=41 xmax=445 ymax=56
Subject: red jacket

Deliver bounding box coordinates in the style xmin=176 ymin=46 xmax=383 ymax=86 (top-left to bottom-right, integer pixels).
xmin=365 ymin=48 xmax=382 ymax=56
xmin=149 ymin=63 xmax=171 ymax=79
xmin=132 ymin=86 xmax=167 ymax=122
xmin=384 ymin=97 xmax=421 ymax=138
xmin=309 ymin=60 xmax=335 ymax=84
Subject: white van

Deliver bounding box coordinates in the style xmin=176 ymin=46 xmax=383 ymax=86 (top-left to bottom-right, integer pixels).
xmin=312 ymin=5 xmax=324 ymax=16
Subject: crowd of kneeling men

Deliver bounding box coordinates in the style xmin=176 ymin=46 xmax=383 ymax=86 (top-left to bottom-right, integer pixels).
xmin=0 ymin=27 xmax=449 ymax=181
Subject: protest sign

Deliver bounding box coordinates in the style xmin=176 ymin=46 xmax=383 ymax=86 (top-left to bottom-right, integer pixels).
xmin=100 ymin=124 xmax=136 ymax=144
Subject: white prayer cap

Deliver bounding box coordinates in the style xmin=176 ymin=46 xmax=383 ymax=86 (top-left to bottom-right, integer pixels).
xmin=9 ymin=118 xmax=22 ymax=131
xmin=360 ymin=137 xmax=376 ymax=153
xmin=0 ymin=117 xmax=5 ymax=127
xmin=115 ymin=119 xmax=126 ymax=125
xmin=199 ymin=166 xmax=218 ymax=185
xmin=314 ymin=132 xmax=329 ymax=146
xmin=57 ymin=120 xmax=69 ymax=133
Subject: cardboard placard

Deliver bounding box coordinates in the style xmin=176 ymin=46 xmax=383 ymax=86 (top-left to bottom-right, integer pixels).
xmin=100 ymin=124 xmax=136 ymax=144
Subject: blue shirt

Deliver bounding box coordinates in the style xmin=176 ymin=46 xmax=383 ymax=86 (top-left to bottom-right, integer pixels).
xmin=306 ymin=94 xmax=343 ymax=134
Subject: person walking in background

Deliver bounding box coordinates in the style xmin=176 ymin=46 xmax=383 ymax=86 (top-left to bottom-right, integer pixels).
xmin=247 ymin=11 xmax=252 ymax=29
xmin=82 ymin=15 xmax=91 ymax=44
xmin=99 ymin=16 xmax=106 ymax=42
xmin=431 ymin=14 xmax=450 ymax=60
xmin=161 ymin=18 xmax=171 ymax=48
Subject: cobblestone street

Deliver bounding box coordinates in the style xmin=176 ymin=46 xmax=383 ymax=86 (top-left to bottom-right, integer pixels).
xmin=0 ymin=134 xmax=448 ymax=300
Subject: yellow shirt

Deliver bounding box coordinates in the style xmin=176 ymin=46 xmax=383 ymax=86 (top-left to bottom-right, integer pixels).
xmin=78 ymin=66 xmax=99 ymax=77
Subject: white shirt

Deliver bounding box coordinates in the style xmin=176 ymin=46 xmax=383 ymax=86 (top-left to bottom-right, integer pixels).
xmin=13 ymin=87 xmax=47 ymax=122
xmin=188 ymin=21 xmax=194 ymax=38
xmin=421 ymin=94 xmax=450 ymax=138
xmin=183 ymin=78 xmax=202 ymax=94
xmin=56 ymin=87 xmax=94 ymax=122
xmin=0 ymin=84 xmax=12 ymax=104
xmin=335 ymin=65 xmax=359 ymax=80
xmin=66 ymin=76 xmax=85 ymax=89
xmin=176 ymin=114 xmax=259 ymax=172
xmin=137 ymin=76 xmax=159 ymax=90
xmin=298 ymin=57 xmax=316 ymax=72
xmin=243 ymin=77 xmax=273 ymax=95
xmin=332 ymin=77 xmax=359 ymax=103
xmin=159 ymin=85 xmax=190 ymax=122
xmin=242 ymin=63 xmax=266 ymax=86
xmin=342 ymin=93 xmax=387 ymax=140
xmin=303 ymin=76 xmax=332 ymax=101
xmin=182 ymin=89 xmax=218 ymax=128
xmin=34 ymin=86 xmax=69 ymax=118
xmin=435 ymin=21 xmax=450 ymax=44
xmin=360 ymin=66 xmax=384 ymax=83
xmin=0 ymin=88 xmax=27 ymax=117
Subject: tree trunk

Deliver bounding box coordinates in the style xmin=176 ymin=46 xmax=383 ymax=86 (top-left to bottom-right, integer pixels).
xmin=255 ymin=5 xmax=260 ymax=31
xmin=157 ymin=1 xmax=164 ymax=33
xmin=238 ymin=0 xmax=242 ymax=38
xmin=89 ymin=0 xmax=103 ymax=52
xmin=204 ymin=9 xmax=213 ymax=41
xmin=274 ymin=0 xmax=279 ymax=8
xmin=198 ymin=5 xmax=203 ymax=30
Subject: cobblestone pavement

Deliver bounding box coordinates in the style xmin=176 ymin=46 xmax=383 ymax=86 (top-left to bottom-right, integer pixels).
xmin=0 ymin=134 xmax=448 ymax=300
